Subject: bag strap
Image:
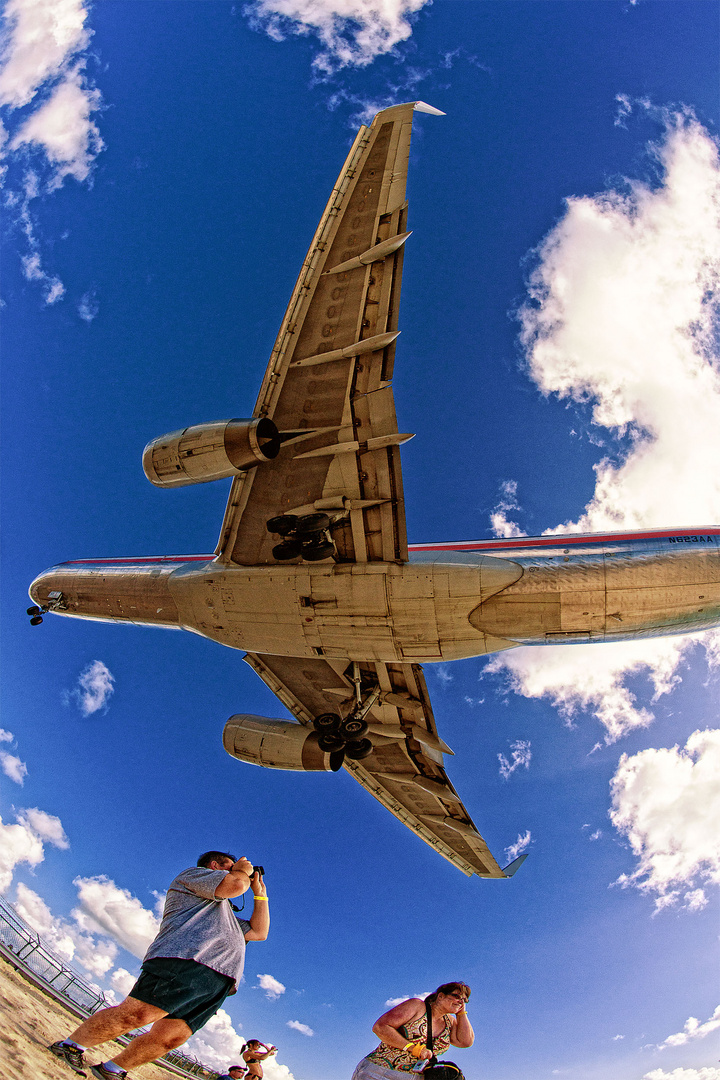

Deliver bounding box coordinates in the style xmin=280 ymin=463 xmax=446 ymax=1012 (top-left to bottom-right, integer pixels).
xmin=424 ymin=1000 xmax=437 ymax=1066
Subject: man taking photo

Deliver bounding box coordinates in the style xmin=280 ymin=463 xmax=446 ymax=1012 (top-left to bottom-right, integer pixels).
xmin=49 ymin=851 xmax=269 ymax=1079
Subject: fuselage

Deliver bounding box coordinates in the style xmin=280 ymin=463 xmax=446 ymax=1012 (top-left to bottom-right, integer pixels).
xmin=29 ymin=528 xmax=720 ymax=663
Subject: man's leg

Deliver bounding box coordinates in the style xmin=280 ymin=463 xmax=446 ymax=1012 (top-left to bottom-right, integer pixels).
xmin=68 ymin=995 xmax=167 ymax=1046
xmin=106 ymin=1017 xmax=192 ymax=1070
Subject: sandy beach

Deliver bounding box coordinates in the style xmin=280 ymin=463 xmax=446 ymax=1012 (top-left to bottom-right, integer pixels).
xmin=0 ymin=953 xmax=205 ymax=1080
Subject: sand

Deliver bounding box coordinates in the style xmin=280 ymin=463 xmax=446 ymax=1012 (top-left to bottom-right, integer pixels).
xmin=0 ymin=953 xmax=208 ymax=1080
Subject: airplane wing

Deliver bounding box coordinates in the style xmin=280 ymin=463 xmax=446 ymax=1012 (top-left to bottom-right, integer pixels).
xmin=216 ymin=101 xmax=444 ymax=567
xmin=244 ymin=652 xmax=506 ymax=878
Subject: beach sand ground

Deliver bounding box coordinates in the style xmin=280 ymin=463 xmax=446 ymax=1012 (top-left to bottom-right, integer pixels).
xmin=0 ymin=953 xmax=201 ymax=1080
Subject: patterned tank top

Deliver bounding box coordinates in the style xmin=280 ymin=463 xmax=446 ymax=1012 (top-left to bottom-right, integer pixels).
xmin=366 ymin=1009 xmax=453 ymax=1073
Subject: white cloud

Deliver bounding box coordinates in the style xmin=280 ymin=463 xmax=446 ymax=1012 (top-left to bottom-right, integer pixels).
xmin=188 ymin=1008 xmax=246 ymax=1072
xmin=643 ymin=1070 xmax=720 ymax=1080
xmin=72 ymin=875 xmax=160 ymax=958
xmin=485 ymin=637 xmax=689 ymax=744
xmin=498 ymin=739 xmax=532 ymax=780
xmin=490 ymin=479 xmax=526 ymax=538
xmin=0 ymin=806 xmax=69 ymax=893
xmin=109 ymin=966 xmax=139 ymax=999
xmin=68 ymin=660 xmax=115 ymax=716
xmin=0 ymin=0 xmax=91 ymax=107
xmin=0 ymin=814 xmax=45 ymax=892
xmin=0 ymin=0 xmax=103 ymax=300
xmin=659 ymin=1005 xmax=720 ymax=1049
xmin=487 ymin=106 xmax=720 ymax=741
xmin=0 ymin=750 xmax=28 ymax=784
xmin=10 ymin=67 xmax=103 ymax=187
xmin=610 ymin=729 xmax=720 ymax=910
xmin=78 ymin=289 xmax=98 ymax=322
xmin=13 ymin=882 xmax=118 ymax=977
xmin=0 ymin=729 xmax=14 ymax=743
xmin=17 ymin=808 xmax=69 ymax=848
xmin=257 ymin=973 xmax=286 ymax=999
xmin=287 ymin=1020 xmax=314 ymax=1036
xmin=504 ymin=830 xmax=531 ymax=864
xmin=245 ymin=0 xmax=431 ymax=74
xmin=385 ymin=993 xmax=429 ymax=1007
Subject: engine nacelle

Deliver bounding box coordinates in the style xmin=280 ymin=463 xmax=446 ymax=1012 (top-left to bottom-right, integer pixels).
xmin=143 ymin=418 xmax=280 ymax=488
xmin=223 ymin=715 xmax=343 ymax=772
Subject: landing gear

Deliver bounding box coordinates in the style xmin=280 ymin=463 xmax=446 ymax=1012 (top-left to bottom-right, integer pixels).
xmin=344 ymin=738 xmax=373 ymax=760
xmin=266 ymin=513 xmax=336 ymax=562
xmin=317 ymin=732 xmax=345 ymax=752
xmin=339 ymin=716 xmax=369 ymax=741
xmin=30 ymin=616 xmax=44 ymax=625
xmin=313 ymin=713 xmax=341 ymax=733
xmin=25 ymin=592 xmax=66 ymax=626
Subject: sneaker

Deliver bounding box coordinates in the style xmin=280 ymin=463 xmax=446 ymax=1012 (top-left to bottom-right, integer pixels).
xmin=89 ymin=1065 xmax=127 ymax=1080
xmin=48 ymin=1041 xmax=87 ymax=1076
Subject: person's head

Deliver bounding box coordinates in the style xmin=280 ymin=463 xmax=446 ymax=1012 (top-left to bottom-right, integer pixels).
xmin=425 ymin=982 xmax=471 ymax=1014
xmin=197 ymin=850 xmax=236 ymax=871
xmin=228 ymin=1067 xmax=246 ymax=1078
xmin=245 ymin=1040 xmax=264 ymax=1050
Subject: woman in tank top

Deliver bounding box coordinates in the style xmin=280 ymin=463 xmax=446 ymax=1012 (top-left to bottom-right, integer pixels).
xmin=351 ymin=982 xmax=473 ymax=1080
xmin=242 ymin=1040 xmax=277 ymax=1078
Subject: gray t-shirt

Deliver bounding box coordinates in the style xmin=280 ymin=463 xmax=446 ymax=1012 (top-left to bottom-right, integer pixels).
xmin=144 ymin=867 xmax=251 ymax=984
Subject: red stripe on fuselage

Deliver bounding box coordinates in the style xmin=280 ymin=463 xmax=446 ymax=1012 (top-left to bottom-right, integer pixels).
xmin=57 ymin=528 xmax=720 ymax=566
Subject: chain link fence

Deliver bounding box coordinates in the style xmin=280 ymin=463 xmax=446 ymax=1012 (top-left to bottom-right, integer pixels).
xmin=0 ymin=894 xmax=217 ymax=1078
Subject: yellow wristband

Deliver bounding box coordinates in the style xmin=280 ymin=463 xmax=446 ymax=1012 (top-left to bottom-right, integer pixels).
xmin=402 ymin=1043 xmax=413 ymax=1052
xmin=253 ymin=895 xmax=269 ymax=900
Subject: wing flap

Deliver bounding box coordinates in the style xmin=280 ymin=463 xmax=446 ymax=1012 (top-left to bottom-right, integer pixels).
xmin=243 ymin=651 xmax=506 ymax=878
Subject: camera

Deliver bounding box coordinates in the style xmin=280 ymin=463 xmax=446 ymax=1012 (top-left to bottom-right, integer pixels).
xmin=251 ymin=865 xmax=265 ymax=878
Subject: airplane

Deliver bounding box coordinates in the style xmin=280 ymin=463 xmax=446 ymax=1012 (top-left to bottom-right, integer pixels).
xmin=28 ymin=101 xmax=720 ymax=879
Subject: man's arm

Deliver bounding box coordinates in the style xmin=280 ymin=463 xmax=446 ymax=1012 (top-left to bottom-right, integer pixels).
xmin=214 ymin=857 xmax=254 ymax=899
xmin=244 ymin=871 xmax=270 ymax=941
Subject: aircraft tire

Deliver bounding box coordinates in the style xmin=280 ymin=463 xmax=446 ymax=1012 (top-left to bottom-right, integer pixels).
xmin=267 ymin=515 xmax=298 ymax=536
xmin=302 ymin=541 xmax=335 ymax=561
xmin=295 ymin=513 xmax=331 ymax=536
xmin=314 ymin=713 xmax=341 ymax=733
xmin=272 ymin=540 xmax=302 ymax=560
xmin=344 ymin=738 xmax=373 ymax=760
xmin=339 ymin=717 xmax=369 ymax=740
xmin=318 ymin=732 xmax=345 ymax=752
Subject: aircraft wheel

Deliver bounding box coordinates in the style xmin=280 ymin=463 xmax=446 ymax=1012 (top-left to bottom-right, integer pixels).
xmin=27 ymin=606 xmax=41 ymax=616
xmin=339 ymin=717 xmax=369 ymax=741
xmin=30 ymin=616 xmax=43 ymax=626
xmin=344 ymin=738 xmax=373 ymax=760
xmin=302 ymin=541 xmax=335 ymax=561
xmin=295 ymin=513 xmax=331 ymax=536
xmin=314 ymin=713 xmax=341 ymax=734
xmin=318 ymin=732 xmax=345 ymax=752
xmin=272 ymin=540 xmax=301 ymax=560
xmin=267 ymin=515 xmax=298 ymax=536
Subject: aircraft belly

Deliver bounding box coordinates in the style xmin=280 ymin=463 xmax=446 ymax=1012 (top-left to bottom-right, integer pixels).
xmin=469 ymin=545 xmax=720 ymax=643
xmin=167 ymin=560 xmax=520 ymax=661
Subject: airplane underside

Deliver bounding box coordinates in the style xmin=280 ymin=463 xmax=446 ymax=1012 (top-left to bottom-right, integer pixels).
xmin=29 ymin=530 xmax=720 ymax=662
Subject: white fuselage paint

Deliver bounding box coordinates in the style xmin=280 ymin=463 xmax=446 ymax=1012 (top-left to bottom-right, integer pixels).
xmin=29 ymin=529 xmax=720 ymax=663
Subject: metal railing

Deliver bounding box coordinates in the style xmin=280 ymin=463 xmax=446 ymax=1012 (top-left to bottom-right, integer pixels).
xmin=0 ymin=894 xmax=217 ymax=1078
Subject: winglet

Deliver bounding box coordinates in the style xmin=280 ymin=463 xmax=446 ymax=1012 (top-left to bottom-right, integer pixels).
xmin=413 ymin=101 xmax=446 ymax=116
xmin=501 ymin=853 xmax=529 ymax=878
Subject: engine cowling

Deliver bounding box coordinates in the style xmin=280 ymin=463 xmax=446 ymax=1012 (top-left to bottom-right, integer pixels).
xmin=143 ymin=418 xmax=280 ymax=488
xmin=223 ymin=715 xmax=343 ymax=772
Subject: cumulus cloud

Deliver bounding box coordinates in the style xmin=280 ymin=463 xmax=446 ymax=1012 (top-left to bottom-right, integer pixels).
xmin=0 ymin=750 xmax=28 ymax=784
xmin=14 ymin=882 xmax=118 ymax=977
xmin=67 ymin=660 xmax=115 ymax=716
xmin=658 ymin=1005 xmax=720 ymax=1049
xmin=498 ymin=739 xmax=532 ymax=779
xmin=257 ymin=973 xmax=287 ymax=999
xmin=0 ymin=0 xmax=103 ymax=299
xmin=610 ymin=729 xmax=720 ymax=910
xmin=109 ymin=966 xmax=139 ymax=999
xmin=490 ymin=480 xmax=525 ymax=539
xmin=287 ymin=1020 xmax=314 ymax=1036
xmin=643 ymin=1070 xmax=720 ymax=1080
xmin=188 ymin=1008 xmax=246 ymax=1073
xmin=245 ymin=0 xmax=431 ymax=74
xmin=486 ymin=105 xmax=720 ymax=741
xmin=504 ymin=830 xmax=532 ymax=864
xmin=0 ymin=807 xmax=69 ymax=893
xmin=72 ymin=875 xmax=160 ymax=958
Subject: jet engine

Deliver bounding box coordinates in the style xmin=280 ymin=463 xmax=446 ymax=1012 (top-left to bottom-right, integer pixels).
xmin=223 ymin=715 xmax=344 ymax=772
xmin=143 ymin=418 xmax=280 ymax=488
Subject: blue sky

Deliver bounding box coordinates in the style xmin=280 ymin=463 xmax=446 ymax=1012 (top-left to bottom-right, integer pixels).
xmin=1 ymin=2 xmax=719 ymax=1079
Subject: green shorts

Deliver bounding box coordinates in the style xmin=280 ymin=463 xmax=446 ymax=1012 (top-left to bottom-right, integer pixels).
xmin=129 ymin=957 xmax=235 ymax=1034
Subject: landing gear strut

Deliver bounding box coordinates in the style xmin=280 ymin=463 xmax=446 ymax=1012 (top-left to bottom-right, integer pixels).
xmin=311 ymin=674 xmax=380 ymax=764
